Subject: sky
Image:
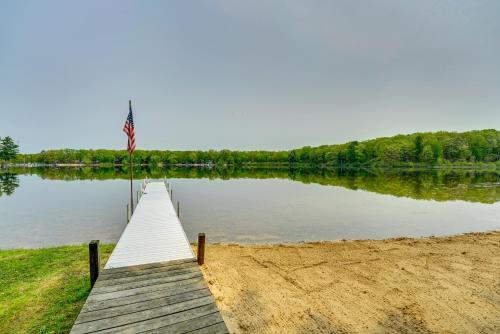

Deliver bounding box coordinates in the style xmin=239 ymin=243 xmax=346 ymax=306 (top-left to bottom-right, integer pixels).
xmin=1 ymin=0 xmax=499 ymax=153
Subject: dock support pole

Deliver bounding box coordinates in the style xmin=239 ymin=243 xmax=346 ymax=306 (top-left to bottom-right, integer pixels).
xmin=89 ymin=240 xmax=100 ymax=287
xmin=136 ymin=190 xmax=139 ymax=204
xmin=197 ymin=233 xmax=205 ymax=265
xmin=126 ymin=204 xmax=130 ymax=223
xmin=177 ymin=201 xmax=180 ymax=218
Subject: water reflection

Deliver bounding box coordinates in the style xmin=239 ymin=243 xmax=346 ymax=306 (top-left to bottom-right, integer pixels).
xmin=0 ymin=172 xmax=20 ymax=197
xmin=1 ymin=167 xmax=499 ymax=248
xmin=8 ymin=166 xmax=500 ymax=204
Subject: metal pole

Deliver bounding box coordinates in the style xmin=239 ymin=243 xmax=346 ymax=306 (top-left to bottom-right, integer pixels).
xmin=129 ymin=151 xmax=133 ymax=214
xmin=129 ymin=100 xmax=134 ymax=214
xmin=177 ymin=201 xmax=180 ymax=218
xmin=126 ymin=204 xmax=129 ymax=223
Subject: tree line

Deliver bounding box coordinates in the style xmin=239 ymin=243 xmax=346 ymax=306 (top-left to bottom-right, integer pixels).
xmin=12 ymin=129 xmax=500 ymax=167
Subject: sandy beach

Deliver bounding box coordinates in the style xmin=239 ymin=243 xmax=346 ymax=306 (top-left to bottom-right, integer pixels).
xmin=199 ymin=232 xmax=500 ymax=333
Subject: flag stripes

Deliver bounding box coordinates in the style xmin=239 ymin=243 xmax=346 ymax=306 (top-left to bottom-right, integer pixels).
xmin=123 ymin=106 xmax=136 ymax=153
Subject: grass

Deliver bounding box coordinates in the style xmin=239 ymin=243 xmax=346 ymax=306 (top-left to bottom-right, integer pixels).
xmin=0 ymin=244 xmax=114 ymax=334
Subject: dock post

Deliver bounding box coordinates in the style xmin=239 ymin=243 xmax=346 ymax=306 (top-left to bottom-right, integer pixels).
xmin=177 ymin=201 xmax=180 ymax=218
xmin=197 ymin=233 xmax=205 ymax=265
xmin=89 ymin=240 xmax=100 ymax=287
xmin=126 ymin=204 xmax=129 ymax=223
xmin=136 ymin=190 xmax=139 ymax=204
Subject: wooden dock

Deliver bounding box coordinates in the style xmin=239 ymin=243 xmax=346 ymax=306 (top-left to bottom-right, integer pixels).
xmin=105 ymin=181 xmax=194 ymax=269
xmin=71 ymin=181 xmax=228 ymax=334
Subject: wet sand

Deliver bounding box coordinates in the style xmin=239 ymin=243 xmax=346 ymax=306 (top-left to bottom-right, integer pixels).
xmin=199 ymin=232 xmax=500 ymax=333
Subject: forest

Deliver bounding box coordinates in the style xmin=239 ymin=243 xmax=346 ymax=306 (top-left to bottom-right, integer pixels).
xmin=13 ymin=129 xmax=500 ymax=167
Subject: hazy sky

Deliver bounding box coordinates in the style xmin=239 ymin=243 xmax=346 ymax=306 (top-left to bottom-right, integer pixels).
xmin=1 ymin=1 xmax=499 ymax=153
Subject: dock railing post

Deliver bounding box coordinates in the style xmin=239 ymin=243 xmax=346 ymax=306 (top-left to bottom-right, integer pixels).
xmin=197 ymin=233 xmax=205 ymax=265
xmin=177 ymin=201 xmax=180 ymax=218
xmin=136 ymin=190 xmax=139 ymax=205
xmin=126 ymin=204 xmax=129 ymax=223
xmin=89 ymin=240 xmax=100 ymax=287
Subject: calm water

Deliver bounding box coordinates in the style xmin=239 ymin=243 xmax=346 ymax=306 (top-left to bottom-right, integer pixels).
xmin=0 ymin=167 xmax=499 ymax=249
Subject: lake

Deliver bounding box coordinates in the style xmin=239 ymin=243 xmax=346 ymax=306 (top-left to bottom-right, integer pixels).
xmin=0 ymin=167 xmax=499 ymax=249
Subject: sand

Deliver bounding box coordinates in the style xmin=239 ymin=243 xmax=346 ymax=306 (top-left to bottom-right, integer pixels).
xmin=199 ymin=232 xmax=500 ymax=333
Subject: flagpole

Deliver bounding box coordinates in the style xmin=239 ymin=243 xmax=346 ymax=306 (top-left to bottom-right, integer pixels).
xmin=129 ymin=150 xmax=133 ymax=214
xmin=129 ymin=100 xmax=134 ymax=214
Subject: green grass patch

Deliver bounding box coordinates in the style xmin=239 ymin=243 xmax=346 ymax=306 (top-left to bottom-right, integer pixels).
xmin=0 ymin=244 xmax=114 ymax=334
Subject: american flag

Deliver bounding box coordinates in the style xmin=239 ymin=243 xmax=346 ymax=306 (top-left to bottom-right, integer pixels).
xmin=123 ymin=103 xmax=136 ymax=153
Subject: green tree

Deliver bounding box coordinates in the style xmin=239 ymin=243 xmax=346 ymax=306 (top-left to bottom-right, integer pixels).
xmin=469 ymin=134 xmax=489 ymax=162
xmin=0 ymin=136 xmax=19 ymax=161
xmin=414 ymin=135 xmax=424 ymax=162
xmin=420 ymin=145 xmax=434 ymax=164
xmin=346 ymin=141 xmax=358 ymax=164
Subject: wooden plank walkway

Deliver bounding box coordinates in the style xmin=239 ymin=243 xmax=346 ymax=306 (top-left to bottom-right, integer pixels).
xmin=71 ymin=181 xmax=228 ymax=333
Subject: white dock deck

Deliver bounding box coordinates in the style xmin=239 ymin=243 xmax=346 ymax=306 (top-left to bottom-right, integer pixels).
xmin=105 ymin=181 xmax=194 ymax=269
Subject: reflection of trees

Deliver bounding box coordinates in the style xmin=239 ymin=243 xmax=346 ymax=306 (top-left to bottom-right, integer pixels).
xmin=5 ymin=167 xmax=500 ymax=204
xmin=0 ymin=172 xmax=20 ymax=196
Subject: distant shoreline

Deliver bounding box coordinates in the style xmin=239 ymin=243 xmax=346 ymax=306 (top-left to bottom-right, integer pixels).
xmin=4 ymin=162 xmax=500 ymax=169
xmin=5 ymin=130 xmax=500 ymax=169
